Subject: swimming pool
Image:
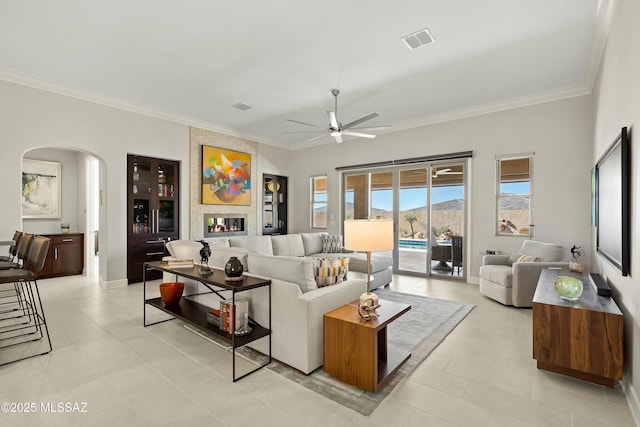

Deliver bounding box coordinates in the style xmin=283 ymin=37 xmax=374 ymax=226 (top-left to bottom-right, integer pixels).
xmin=398 ymin=239 xmax=427 ymax=249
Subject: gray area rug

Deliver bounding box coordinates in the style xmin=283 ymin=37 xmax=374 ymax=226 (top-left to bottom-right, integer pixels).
xmin=263 ymin=289 xmax=473 ymax=416
xmin=192 ymin=289 xmax=474 ymax=416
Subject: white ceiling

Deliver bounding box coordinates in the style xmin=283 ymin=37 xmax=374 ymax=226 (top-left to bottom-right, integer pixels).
xmin=0 ymin=0 xmax=610 ymax=150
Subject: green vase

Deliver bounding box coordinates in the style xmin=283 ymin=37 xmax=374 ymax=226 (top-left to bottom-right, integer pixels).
xmin=554 ymin=276 xmax=583 ymax=301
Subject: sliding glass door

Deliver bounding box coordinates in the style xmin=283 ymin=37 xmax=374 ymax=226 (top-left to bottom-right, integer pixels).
xmin=343 ymin=160 xmax=467 ymax=279
xmin=398 ymin=168 xmax=428 ymax=273
xmin=429 ymin=163 xmax=465 ymax=278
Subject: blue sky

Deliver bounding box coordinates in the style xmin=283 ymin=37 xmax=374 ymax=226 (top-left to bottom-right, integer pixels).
xmin=337 ymin=181 xmax=530 ymax=212
xmin=371 ymin=186 xmax=464 ymax=211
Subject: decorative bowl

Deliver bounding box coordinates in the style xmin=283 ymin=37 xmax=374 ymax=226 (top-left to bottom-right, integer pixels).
xmin=159 ymin=282 xmax=185 ymax=306
xmin=554 ymin=276 xmax=583 ymax=301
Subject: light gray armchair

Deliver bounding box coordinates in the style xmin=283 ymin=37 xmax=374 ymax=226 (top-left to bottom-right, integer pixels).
xmin=479 ymin=240 xmax=568 ymax=307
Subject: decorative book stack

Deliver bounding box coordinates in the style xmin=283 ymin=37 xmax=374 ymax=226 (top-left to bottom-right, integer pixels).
xmin=163 ymin=256 xmax=194 ymax=268
xmin=220 ymin=298 xmax=249 ymax=334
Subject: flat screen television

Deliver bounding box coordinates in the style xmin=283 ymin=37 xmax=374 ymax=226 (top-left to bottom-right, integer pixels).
xmin=595 ymin=126 xmax=630 ymax=276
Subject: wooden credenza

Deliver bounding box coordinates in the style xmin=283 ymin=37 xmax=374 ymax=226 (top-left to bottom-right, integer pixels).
xmin=532 ymin=268 xmax=623 ymax=387
xmin=39 ymin=233 xmax=84 ymax=279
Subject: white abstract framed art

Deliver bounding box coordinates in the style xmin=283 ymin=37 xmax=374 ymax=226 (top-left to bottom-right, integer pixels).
xmin=22 ymin=159 xmax=61 ymax=219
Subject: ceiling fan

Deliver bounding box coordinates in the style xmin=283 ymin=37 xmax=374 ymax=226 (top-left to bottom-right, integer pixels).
xmin=285 ymin=89 xmax=388 ymax=143
xmin=432 ymin=168 xmax=463 ymax=178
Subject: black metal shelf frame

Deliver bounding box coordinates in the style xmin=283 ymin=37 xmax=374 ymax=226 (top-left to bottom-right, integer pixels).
xmin=143 ymin=262 xmax=271 ymax=382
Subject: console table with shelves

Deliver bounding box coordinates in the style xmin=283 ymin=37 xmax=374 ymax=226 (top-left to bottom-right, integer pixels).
xmin=143 ymin=261 xmax=271 ymax=382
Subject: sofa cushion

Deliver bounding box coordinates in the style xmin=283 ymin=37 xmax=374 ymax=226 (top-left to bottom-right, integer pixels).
xmin=517 ymin=254 xmax=539 ymax=263
xmin=247 ymin=253 xmax=317 ymax=293
xmin=343 ymin=251 xmax=392 ymax=274
xmin=210 ymin=246 xmax=249 ymax=270
xmin=300 ymin=232 xmax=327 ymax=256
xmin=229 ymin=235 xmax=274 ymax=256
xmin=271 ymin=234 xmax=305 ymax=257
xmin=166 ymin=240 xmax=202 ymax=263
xmin=312 ymin=258 xmax=349 ymax=287
xmin=520 ymin=240 xmax=563 ymax=262
xmin=203 ymin=237 xmax=231 ymax=247
xmin=479 ymin=265 xmax=513 ymax=288
xmin=321 ymin=234 xmax=343 ymax=253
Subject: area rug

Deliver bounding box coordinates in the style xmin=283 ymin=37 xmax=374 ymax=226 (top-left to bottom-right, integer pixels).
xmin=266 ymin=289 xmax=473 ymax=416
xmin=188 ymin=289 xmax=474 ymax=416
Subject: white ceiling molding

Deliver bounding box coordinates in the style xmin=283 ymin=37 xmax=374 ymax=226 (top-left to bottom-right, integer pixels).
xmin=584 ymin=0 xmax=618 ymax=91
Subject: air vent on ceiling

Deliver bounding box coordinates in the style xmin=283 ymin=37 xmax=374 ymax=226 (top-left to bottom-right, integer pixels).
xmin=402 ymin=27 xmax=435 ymax=50
xmin=231 ymin=102 xmax=252 ymax=111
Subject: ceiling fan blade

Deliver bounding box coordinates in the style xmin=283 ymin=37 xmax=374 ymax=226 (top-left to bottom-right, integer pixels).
xmin=286 ymin=119 xmax=323 ymax=128
xmin=342 ymin=130 xmax=376 ymax=139
xmin=334 ymin=133 xmax=343 ymax=144
xmin=328 ymin=111 xmax=339 ymax=129
xmin=283 ymin=130 xmax=327 ymax=134
xmin=305 ymin=133 xmax=330 ymax=143
xmin=341 ymin=113 xmax=379 ymax=130
xmin=350 ymin=125 xmax=391 ymax=131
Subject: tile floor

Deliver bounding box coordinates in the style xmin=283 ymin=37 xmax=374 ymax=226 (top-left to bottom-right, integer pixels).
xmin=0 ymin=273 xmax=635 ymax=426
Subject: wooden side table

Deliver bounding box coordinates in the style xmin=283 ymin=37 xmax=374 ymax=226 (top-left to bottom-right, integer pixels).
xmin=323 ymin=299 xmax=411 ymax=391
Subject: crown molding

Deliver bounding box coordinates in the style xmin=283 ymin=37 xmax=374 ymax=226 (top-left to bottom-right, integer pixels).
xmin=289 ymin=84 xmax=592 ymax=150
xmin=585 ymin=0 xmax=617 ymax=91
xmin=0 ymin=68 xmax=293 ymax=149
xmin=0 ymin=68 xmax=595 ymax=153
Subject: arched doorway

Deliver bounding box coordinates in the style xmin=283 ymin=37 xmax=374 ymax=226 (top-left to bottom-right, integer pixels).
xmin=21 ymin=147 xmax=105 ymax=280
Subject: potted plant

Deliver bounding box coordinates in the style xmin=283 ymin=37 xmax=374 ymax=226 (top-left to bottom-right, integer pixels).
xmin=569 ymin=245 xmax=585 ymax=273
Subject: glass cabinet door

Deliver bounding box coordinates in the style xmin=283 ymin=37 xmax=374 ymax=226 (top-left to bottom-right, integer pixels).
xmin=132 ymin=158 xmax=152 ymax=235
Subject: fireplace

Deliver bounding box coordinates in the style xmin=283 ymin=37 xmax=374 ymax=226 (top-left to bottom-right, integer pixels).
xmin=204 ymin=214 xmax=247 ymax=237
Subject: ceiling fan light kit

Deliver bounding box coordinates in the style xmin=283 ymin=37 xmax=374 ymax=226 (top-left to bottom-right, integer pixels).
xmin=286 ymin=89 xmax=389 ymax=144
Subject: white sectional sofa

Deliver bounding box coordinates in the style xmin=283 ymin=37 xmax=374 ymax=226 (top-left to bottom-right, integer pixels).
xmin=164 ymin=232 xmax=392 ymax=374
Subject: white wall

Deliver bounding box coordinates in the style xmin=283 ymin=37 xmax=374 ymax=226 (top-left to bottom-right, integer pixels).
xmin=290 ymin=95 xmax=594 ymax=278
xmin=0 ymin=80 xmax=190 ymax=286
xmin=592 ymin=0 xmax=640 ymax=421
xmin=21 ymin=148 xmax=83 ymax=235
xmin=257 ymin=142 xmax=294 ymax=233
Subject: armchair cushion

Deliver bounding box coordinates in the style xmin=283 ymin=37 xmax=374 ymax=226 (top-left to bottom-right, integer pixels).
xmin=478 ymin=265 xmax=512 ymax=288
xmin=507 ymin=252 xmax=524 ymax=266
xmin=520 ymin=240 xmax=562 ymax=262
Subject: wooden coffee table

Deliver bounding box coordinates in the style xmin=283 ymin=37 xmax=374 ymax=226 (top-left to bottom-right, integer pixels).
xmin=323 ymin=299 xmax=411 ymax=391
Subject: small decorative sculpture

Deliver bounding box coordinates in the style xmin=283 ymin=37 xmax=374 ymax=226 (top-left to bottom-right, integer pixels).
xmin=358 ymin=296 xmax=380 ymax=321
xmin=197 ymin=240 xmax=213 ymax=276
xmin=569 ymin=245 xmax=585 ymax=273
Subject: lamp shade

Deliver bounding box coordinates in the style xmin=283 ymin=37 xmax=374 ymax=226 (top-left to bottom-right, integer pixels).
xmin=343 ymin=220 xmax=394 ymax=252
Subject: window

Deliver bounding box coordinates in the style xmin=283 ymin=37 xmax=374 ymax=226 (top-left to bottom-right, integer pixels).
xmin=496 ymin=154 xmax=533 ymax=236
xmin=311 ymin=175 xmax=327 ymax=228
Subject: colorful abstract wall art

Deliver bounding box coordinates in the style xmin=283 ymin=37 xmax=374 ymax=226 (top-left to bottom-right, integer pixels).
xmin=202 ymin=146 xmax=251 ymax=205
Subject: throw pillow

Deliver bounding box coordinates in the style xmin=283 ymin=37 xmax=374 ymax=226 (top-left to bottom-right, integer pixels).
xmin=507 ymin=252 xmax=523 ymax=266
xmin=321 ymin=234 xmax=343 ymax=253
xmin=517 ymin=255 xmax=540 ymax=263
xmin=313 ymin=257 xmax=349 ymax=288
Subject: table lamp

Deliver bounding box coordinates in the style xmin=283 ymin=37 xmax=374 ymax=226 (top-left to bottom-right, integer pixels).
xmin=344 ymin=219 xmax=394 ymax=319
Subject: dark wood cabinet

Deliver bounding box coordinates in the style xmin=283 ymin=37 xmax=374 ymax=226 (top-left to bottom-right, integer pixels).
xmin=262 ymin=174 xmax=287 ymax=235
xmin=39 ymin=233 xmax=84 ymax=279
xmin=127 ymin=154 xmax=180 ymax=284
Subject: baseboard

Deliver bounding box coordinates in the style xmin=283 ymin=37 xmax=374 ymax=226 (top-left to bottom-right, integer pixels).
xmin=100 ymin=278 xmax=128 ymax=290
xmin=623 ymin=378 xmax=640 ymax=427
xmin=467 ymin=275 xmax=480 ymax=285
